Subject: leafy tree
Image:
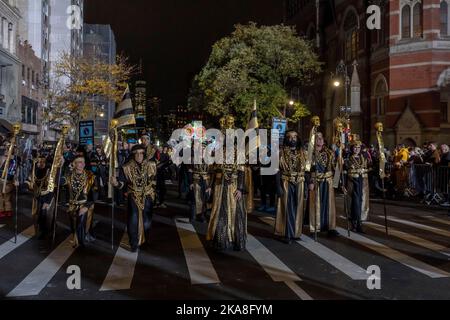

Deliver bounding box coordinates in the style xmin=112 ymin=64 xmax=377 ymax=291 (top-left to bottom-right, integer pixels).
xmin=44 ymin=53 xmax=135 ymax=130
xmin=188 ymin=23 xmax=322 ymax=127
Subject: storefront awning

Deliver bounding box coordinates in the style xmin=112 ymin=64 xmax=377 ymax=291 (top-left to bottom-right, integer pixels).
xmin=0 ymin=118 xmax=13 ymax=134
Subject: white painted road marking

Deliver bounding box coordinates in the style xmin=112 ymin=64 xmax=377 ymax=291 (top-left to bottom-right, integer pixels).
xmin=175 ymin=219 xmax=220 ymax=285
xmin=100 ymin=232 xmax=139 ymax=291
xmin=364 ymin=220 xmax=450 ymax=257
xmin=0 ymin=226 xmax=35 ymax=260
xmin=336 ymin=227 xmax=450 ymax=279
xmin=246 ymin=234 xmax=312 ymax=300
xmin=377 ymin=215 xmax=450 ymax=238
xmin=422 ymin=215 xmax=450 ymax=227
xmin=260 ymin=216 xmax=368 ymax=280
xmin=7 ymin=235 xmax=75 ymax=297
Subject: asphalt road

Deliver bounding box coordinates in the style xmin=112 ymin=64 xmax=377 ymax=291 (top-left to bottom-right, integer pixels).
xmin=0 ymin=185 xmax=449 ymax=300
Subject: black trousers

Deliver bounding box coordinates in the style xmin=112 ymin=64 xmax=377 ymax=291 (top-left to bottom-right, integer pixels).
xmin=260 ymin=174 xmax=275 ymax=207
xmin=127 ymin=196 xmax=153 ymax=248
xmin=69 ymin=209 xmax=88 ymax=247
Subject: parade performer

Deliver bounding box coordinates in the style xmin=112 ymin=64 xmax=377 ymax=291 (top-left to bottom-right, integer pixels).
xmin=188 ymin=141 xmax=212 ymax=222
xmin=207 ymin=115 xmax=247 ymax=251
xmin=61 ymin=155 xmax=98 ymax=248
xmin=141 ymin=133 xmax=160 ymax=162
xmin=275 ymin=130 xmax=307 ymax=244
xmin=308 ymin=116 xmax=339 ymax=237
xmin=0 ymin=124 xmax=21 ymax=218
xmin=344 ymin=139 xmax=370 ymax=233
xmin=112 ymin=144 xmax=157 ymax=252
xmin=26 ymin=155 xmax=52 ymax=239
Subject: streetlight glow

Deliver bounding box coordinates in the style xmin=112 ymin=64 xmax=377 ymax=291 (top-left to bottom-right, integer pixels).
xmin=289 ymin=100 xmax=294 ymax=106
xmin=333 ymin=80 xmax=341 ymax=87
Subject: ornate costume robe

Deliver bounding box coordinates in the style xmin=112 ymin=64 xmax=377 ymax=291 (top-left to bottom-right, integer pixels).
xmin=275 ymin=147 xmax=307 ymax=240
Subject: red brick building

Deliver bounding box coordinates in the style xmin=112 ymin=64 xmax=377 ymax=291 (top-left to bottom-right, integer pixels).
xmin=284 ymin=0 xmax=450 ymax=148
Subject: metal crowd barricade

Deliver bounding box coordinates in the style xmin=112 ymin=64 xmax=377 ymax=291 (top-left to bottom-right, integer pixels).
xmin=436 ymin=166 xmax=450 ymax=205
xmin=409 ymin=164 xmax=448 ymax=205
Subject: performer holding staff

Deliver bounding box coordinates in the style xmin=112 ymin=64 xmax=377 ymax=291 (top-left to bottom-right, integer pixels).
xmin=188 ymin=140 xmax=212 ymax=223
xmin=307 ymin=116 xmax=339 ymax=237
xmin=111 ymin=144 xmax=157 ymax=252
xmin=0 ymin=124 xmax=21 ymax=219
xmin=275 ymin=130 xmax=307 ymax=244
xmin=60 ymin=155 xmax=98 ymax=248
xmin=26 ymin=155 xmax=52 ymax=239
xmin=207 ymin=116 xmax=247 ymax=251
xmin=344 ymin=139 xmax=370 ymax=233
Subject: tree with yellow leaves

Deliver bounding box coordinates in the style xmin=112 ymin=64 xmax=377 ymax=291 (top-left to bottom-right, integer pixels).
xmin=44 ymin=52 xmax=136 ymax=131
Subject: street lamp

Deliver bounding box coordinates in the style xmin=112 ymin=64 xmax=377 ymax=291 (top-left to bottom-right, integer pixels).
xmin=334 ymin=59 xmax=352 ymax=120
xmin=289 ymin=100 xmax=295 ymax=106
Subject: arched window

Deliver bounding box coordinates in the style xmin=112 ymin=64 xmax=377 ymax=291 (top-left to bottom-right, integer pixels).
xmin=402 ymin=5 xmax=411 ymax=39
xmin=375 ymin=78 xmax=388 ymax=116
xmin=343 ymin=11 xmax=359 ymax=63
xmin=441 ymin=1 xmax=449 ymax=37
xmin=413 ymin=3 xmax=423 ymax=38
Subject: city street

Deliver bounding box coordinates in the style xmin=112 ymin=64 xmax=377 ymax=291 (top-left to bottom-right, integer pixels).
xmin=0 ymin=186 xmax=449 ymax=300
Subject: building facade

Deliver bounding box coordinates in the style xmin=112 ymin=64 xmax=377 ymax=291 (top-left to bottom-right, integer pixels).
xmin=0 ymin=0 xmax=21 ymax=130
xmin=284 ymin=0 xmax=450 ymax=148
xmin=134 ymin=80 xmax=147 ymax=135
xmin=40 ymin=0 xmax=83 ymax=141
xmin=17 ymin=39 xmax=43 ymax=143
xmin=83 ymin=23 xmax=116 ymax=144
xmin=16 ymin=0 xmax=49 ymax=84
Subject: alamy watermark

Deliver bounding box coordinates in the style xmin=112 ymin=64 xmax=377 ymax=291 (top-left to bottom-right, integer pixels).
xmin=169 ymin=128 xmax=280 ymax=176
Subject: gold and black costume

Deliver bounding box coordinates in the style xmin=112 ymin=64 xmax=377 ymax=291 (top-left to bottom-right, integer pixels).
xmin=344 ymin=150 xmax=370 ymax=230
xmin=146 ymin=145 xmax=159 ymax=162
xmin=207 ymin=163 xmax=247 ymax=251
xmin=26 ymin=164 xmax=52 ymax=238
xmin=61 ymin=170 xmax=97 ymax=248
xmin=275 ymin=146 xmax=307 ymax=241
xmin=0 ymin=156 xmax=17 ymax=218
xmin=309 ymin=147 xmax=337 ymax=233
xmin=118 ymin=159 xmax=157 ymax=250
xmin=188 ymin=163 xmax=211 ymax=222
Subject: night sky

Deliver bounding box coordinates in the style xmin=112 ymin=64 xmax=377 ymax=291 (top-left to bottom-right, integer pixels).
xmin=84 ymin=0 xmax=283 ymax=112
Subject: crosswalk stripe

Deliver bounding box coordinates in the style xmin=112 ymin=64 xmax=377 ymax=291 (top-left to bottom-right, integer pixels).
xmin=246 ymin=234 xmax=301 ymax=283
xmin=100 ymin=232 xmax=138 ymax=291
xmin=247 ymin=234 xmax=312 ymax=300
xmin=298 ymin=236 xmax=369 ymax=280
xmin=7 ymin=235 xmax=75 ymax=297
xmin=170 ymin=215 xmax=310 ymax=298
xmin=363 ymin=221 xmax=450 ymax=257
xmin=284 ymin=281 xmax=313 ymax=300
xmin=259 ymin=217 xmax=368 ymax=280
xmin=0 ymin=226 xmax=34 ymax=260
xmin=174 ymin=219 xmax=220 ymax=285
xmin=0 ymin=224 xmax=5 ymax=228
xmin=376 ymin=215 xmax=450 ymax=238
xmin=422 ymin=215 xmax=450 ymax=227
xmin=335 ymin=227 xmax=450 ymax=279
